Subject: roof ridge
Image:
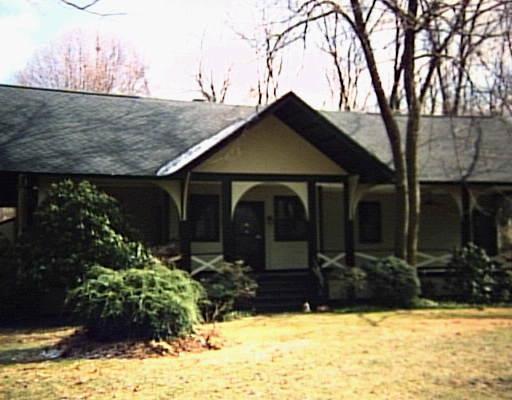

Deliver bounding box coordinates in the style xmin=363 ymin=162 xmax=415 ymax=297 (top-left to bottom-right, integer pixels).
xmin=0 ymin=83 xmax=261 ymax=109
xmin=323 ymin=109 xmax=496 ymax=120
xmin=0 ymin=83 xmax=143 ymax=99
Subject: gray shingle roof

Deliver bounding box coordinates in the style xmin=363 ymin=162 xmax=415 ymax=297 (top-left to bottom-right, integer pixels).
xmin=323 ymin=111 xmax=512 ymax=183
xmin=1 ymin=84 xmax=511 ymax=183
xmin=0 ymin=85 xmax=253 ymax=176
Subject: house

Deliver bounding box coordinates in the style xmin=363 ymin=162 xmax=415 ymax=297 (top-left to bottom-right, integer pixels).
xmin=1 ymin=84 xmax=512 ymax=306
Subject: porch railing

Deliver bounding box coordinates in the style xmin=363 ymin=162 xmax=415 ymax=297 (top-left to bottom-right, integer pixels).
xmin=317 ymin=248 xmax=453 ymax=269
xmin=190 ymin=252 xmax=224 ymax=276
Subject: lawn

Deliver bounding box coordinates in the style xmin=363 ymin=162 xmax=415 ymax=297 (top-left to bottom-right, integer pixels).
xmin=1 ymin=308 xmax=511 ymax=399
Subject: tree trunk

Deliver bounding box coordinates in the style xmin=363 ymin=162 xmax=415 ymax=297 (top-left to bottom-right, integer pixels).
xmin=405 ymin=115 xmax=420 ymax=266
xmin=403 ymin=0 xmax=420 ymax=266
xmin=351 ymin=0 xmax=408 ymax=259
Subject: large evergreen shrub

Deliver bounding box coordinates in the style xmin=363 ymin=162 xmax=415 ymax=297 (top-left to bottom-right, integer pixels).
xmin=14 ymin=180 xmax=152 ymax=291
xmin=197 ymin=261 xmax=257 ymax=322
xmin=1 ymin=180 xmax=154 ymax=319
xmin=362 ymin=256 xmax=421 ymax=307
xmin=68 ymin=263 xmax=204 ymax=341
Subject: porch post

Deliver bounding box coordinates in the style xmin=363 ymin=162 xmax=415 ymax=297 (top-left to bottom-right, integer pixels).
xmin=461 ymin=184 xmax=473 ymax=246
xmin=344 ymin=177 xmax=356 ymax=267
xmin=307 ymin=180 xmax=318 ymax=268
xmin=16 ymin=173 xmax=37 ymax=236
xmin=318 ymin=185 xmax=324 ymax=254
xmin=179 ymin=176 xmax=191 ymax=271
xmin=179 ymin=220 xmax=191 ymax=271
xmin=222 ymin=178 xmax=234 ymax=262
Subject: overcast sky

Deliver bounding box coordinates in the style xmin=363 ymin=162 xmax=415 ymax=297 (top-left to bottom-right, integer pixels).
xmin=0 ymin=0 xmax=340 ymax=108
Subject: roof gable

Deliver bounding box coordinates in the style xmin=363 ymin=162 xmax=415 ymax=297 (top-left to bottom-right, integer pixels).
xmin=193 ymin=114 xmax=345 ymax=175
xmin=157 ymin=92 xmax=393 ymax=182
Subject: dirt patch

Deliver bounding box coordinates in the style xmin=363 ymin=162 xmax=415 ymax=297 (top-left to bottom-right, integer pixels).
xmin=41 ymin=327 xmax=224 ymax=360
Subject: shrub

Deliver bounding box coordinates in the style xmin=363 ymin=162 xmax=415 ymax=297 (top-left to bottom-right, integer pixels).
xmin=493 ymin=266 xmax=512 ymax=303
xmin=197 ymin=261 xmax=257 ymax=322
xmin=68 ymin=263 xmax=204 ymax=341
xmin=324 ymin=266 xmax=367 ymax=302
xmin=14 ymin=180 xmax=152 ymax=291
xmin=361 ymin=256 xmax=421 ymax=307
xmin=447 ymin=243 xmax=497 ymax=304
xmin=0 ymin=233 xmax=18 ymax=319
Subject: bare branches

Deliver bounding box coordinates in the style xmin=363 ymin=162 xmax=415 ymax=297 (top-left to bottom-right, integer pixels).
xmin=16 ymin=31 xmax=149 ymax=95
xmin=59 ymin=0 xmax=124 ymax=16
xmin=319 ymin=12 xmax=366 ymax=110
xmin=239 ymin=9 xmax=285 ymax=105
xmin=195 ymin=62 xmax=231 ymax=103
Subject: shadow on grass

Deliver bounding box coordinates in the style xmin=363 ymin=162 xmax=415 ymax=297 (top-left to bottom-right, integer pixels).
xmin=0 ymin=345 xmax=52 ymax=365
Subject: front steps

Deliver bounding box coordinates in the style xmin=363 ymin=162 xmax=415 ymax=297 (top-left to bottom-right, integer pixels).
xmin=253 ymin=270 xmax=317 ymax=313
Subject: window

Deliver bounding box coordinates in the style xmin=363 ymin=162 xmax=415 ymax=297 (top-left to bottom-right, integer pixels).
xmin=274 ymin=196 xmax=307 ymax=241
xmin=358 ymin=201 xmax=381 ymax=243
xmin=189 ymin=195 xmax=220 ymax=241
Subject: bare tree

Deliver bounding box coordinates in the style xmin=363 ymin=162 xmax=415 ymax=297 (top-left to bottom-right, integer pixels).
xmin=319 ymin=13 xmax=367 ymax=110
xmin=238 ymin=9 xmax=284 ymax=106
xmin=423 ymin=0 xmax=508 ymax=116
xmin=195 ymin=61 xmax=231 ymax=103
xmin=16 ymin=31 xmax=149 ymax=95
xmin=269 ymin=0 xmax=507 ymax=265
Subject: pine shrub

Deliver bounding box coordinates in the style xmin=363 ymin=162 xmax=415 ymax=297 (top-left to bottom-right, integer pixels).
xmin=362 ymin=256 xmax=421 ymax=307
xmin=68 ymin=263 xmax=204 ymax=341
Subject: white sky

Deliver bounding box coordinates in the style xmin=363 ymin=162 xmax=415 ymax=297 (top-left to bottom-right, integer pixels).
xmin=0 ymin=0 xmax=341 ymax=108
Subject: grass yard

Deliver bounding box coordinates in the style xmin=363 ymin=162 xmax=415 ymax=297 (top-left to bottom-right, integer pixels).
xmin=1 ymin=308 xmax=511 ymax=399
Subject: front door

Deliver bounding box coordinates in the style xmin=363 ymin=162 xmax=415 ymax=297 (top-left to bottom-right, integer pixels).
xmin=233 ymin=201 xmax=265 ymax=271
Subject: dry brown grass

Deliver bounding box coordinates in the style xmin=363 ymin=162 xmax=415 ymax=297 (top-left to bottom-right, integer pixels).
xmin=1 ymin=308 xmax=511 ymax=399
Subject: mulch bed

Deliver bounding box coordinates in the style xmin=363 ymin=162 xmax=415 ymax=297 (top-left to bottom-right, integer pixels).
xmin=41 ymin=328 xmax=224 ymax=360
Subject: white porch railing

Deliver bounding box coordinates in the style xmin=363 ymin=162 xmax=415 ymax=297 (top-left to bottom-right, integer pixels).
xmin=318 ymin=249 xmax=453 ymax=269
xmin=415 ymin=251 xmax=452 ymax=267
xmin=317 ymin=252 xmax=346 ymax=269
xmin=317 ymin=250 xmax=383 ymax=269
xmin=190 ymin=253 xmax=224 ymax=276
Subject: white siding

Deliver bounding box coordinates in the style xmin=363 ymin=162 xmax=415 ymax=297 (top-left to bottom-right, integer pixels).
xmin=419 ymin=194 xmax=461 ymax=250
xmin=320 ymin=188 xmax=345 ymax=252
xmin=320 ymin=188 xmax=462 ymax=266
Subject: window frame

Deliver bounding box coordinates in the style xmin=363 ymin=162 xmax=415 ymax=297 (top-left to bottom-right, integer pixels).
xmin=189 ymin=194 xmax=220 ymax=242
xmin=273 ymin=195 xmax=308 ymax=242
xmin=358 ymin=201 xmax=382 ymax=244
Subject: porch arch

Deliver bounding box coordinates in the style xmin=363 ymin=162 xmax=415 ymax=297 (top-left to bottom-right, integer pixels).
xmin=232 ymin=182 xmax=309 ymax=270
xmin=232 ymin=181 xmax=309 ymax=218
xmin=97 ymin=181 xmax=180 ymax=246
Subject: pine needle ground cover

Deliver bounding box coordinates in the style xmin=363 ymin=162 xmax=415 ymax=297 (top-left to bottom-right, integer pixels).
xmin=1 ymin=308 xmax=511 ymax=399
